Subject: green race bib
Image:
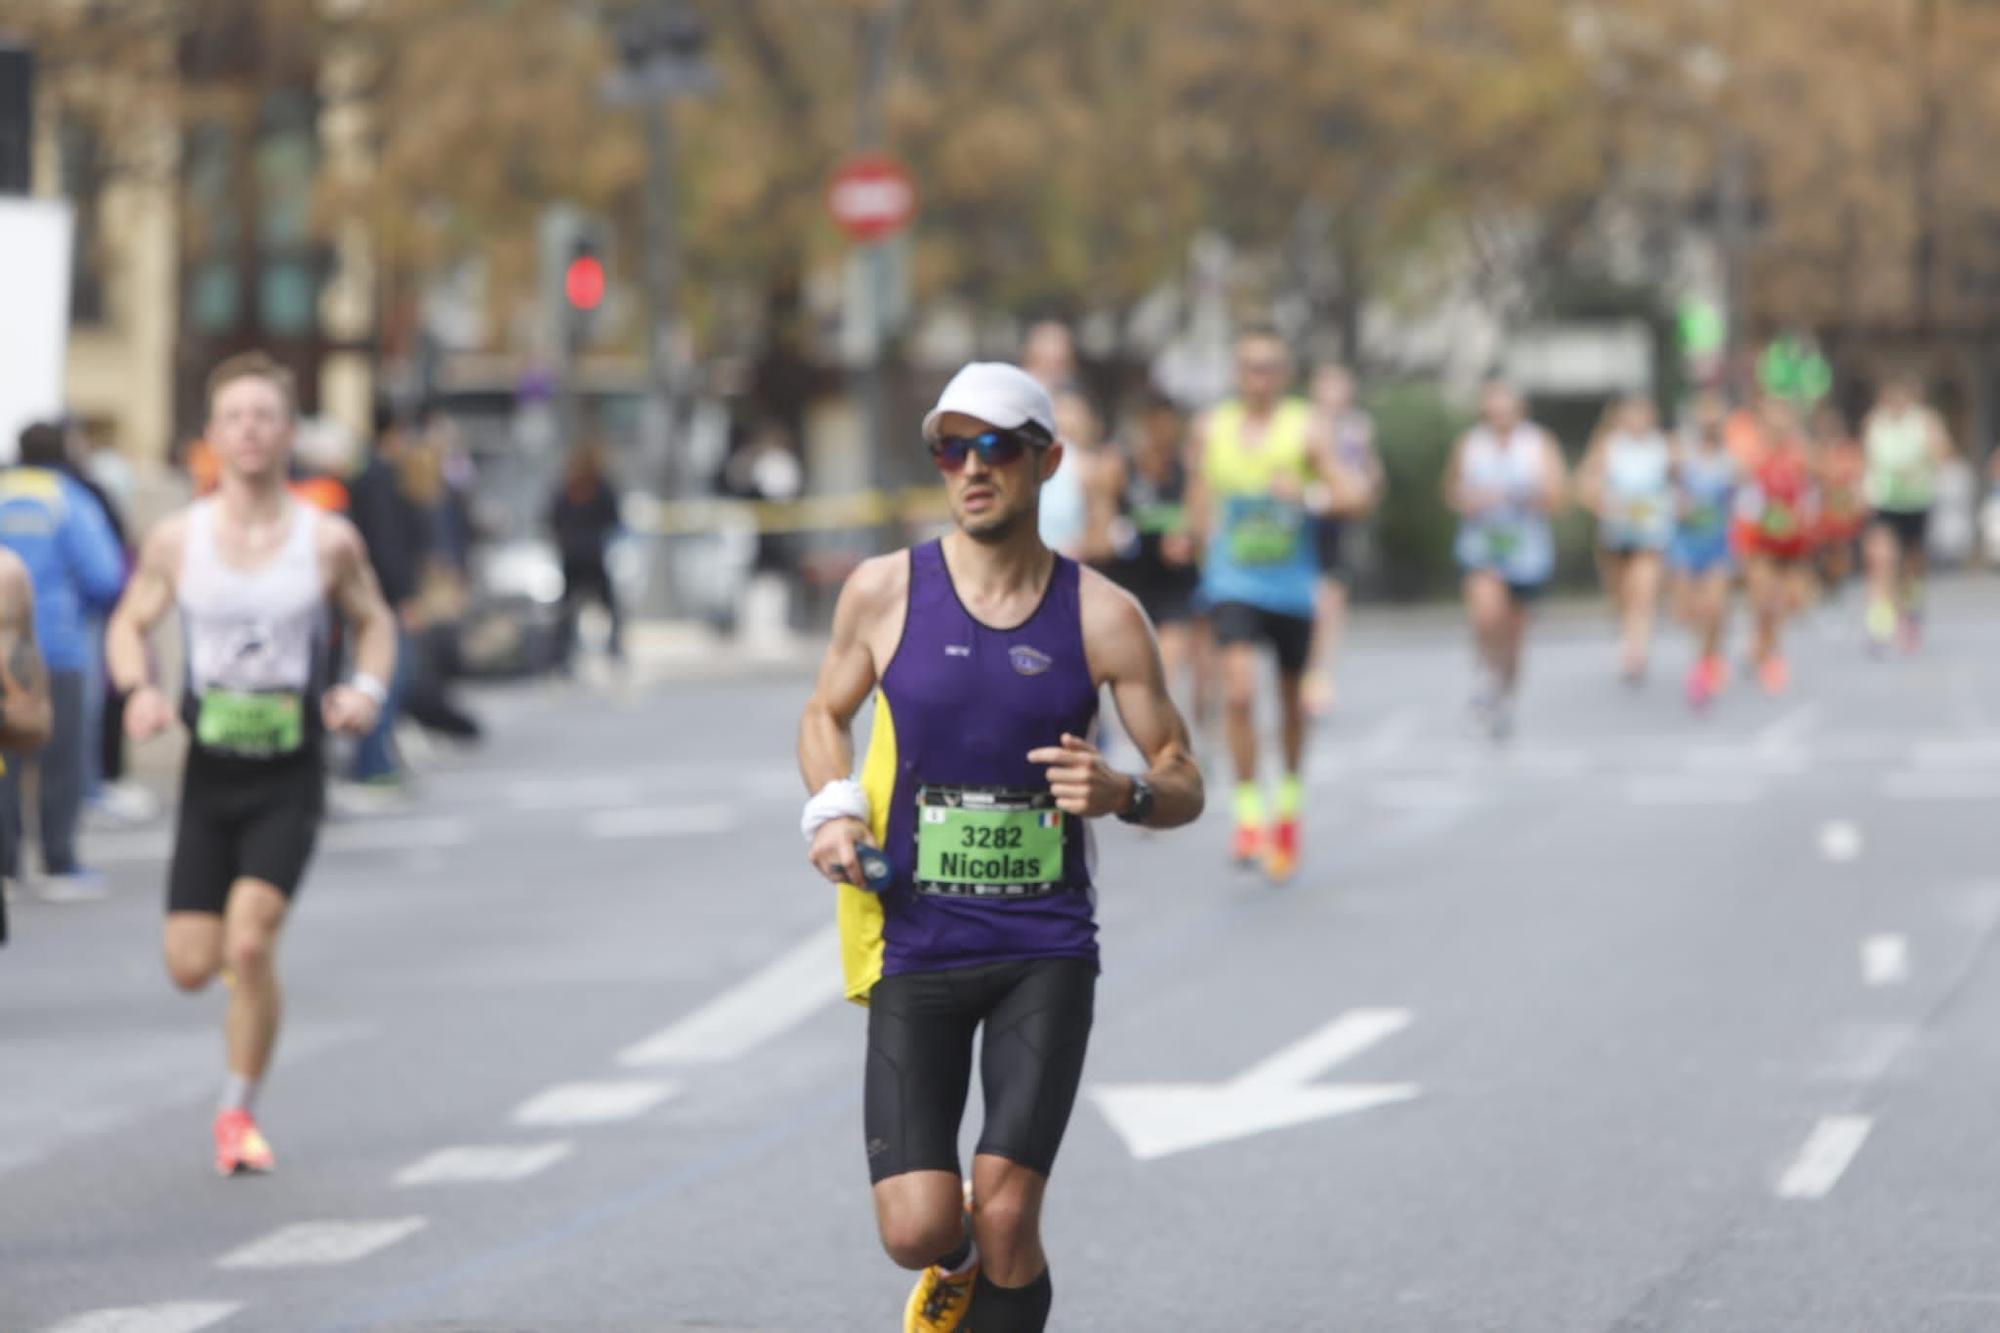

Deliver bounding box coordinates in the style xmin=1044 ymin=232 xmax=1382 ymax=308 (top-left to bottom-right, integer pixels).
xmin=1685 ymin=502 xmax=1722 ymax=535
xmin=1484 ymin=523 xmax=1525 ymax=561
xmin=914 ymin=785 xmax=1066 ymax=898
xmin=197 ymin=689 xmax=304 ymax=757
xmin=1228 ymin=513 xmax=1299 ymax=566
xmin=1760 ymin=504 xmax=1796 ymax=539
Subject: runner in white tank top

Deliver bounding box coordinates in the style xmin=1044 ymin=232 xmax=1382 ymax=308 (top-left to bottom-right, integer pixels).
xmin=1445 ymin=381 xmax=1568 ymax=739
xmin=106 ymin=352 xmax=396 ymax=1178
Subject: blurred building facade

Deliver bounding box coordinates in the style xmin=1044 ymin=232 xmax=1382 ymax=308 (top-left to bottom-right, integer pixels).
xmin=26 ymin=4 xmax=374 ymax=462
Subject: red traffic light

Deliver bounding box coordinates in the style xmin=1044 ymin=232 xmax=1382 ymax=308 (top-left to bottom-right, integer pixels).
xmin=564 ymin=255 xmax=606 ymax=311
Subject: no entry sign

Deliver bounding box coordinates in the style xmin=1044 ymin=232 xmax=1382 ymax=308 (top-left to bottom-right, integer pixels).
xmin=827 ymin=153 xmax=917 ymax=244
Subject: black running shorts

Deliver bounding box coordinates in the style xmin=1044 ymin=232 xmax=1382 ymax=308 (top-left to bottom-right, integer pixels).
xmin=166 ymin=748 xmax=325 ymax=915
xmin=1870 ymin=508 xmax=1930 ymax=556
xmin=1209 ymin=599 xmax=1315 ymax=677
xmin=864 ymin=956 xmax=1096 ymax=1183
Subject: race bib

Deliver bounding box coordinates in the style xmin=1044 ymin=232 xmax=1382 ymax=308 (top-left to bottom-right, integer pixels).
xmin=1484 ymin=523 xmax=1526 ymax=561
xmin=1684 ymin=501 xmax=1723 ymax=535
xmin=1624 ymin=497 xmax=1661 ymax=526
xmin=1760 ymin=503 xmax=1797 ymax=539
xmin=1227 ymin=504 xmax=1300 ymax=566
xmin=914 ymin=785 xmax=1066 ymax=898
xmin=197 ymin=689 xmax=304 ymax=757
xmin=1884 ymin=466 xmax=1928 ymax=509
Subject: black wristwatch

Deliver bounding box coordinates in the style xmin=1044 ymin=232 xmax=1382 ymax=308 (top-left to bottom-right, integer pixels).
xmin=1116 ymin=774 xmax=1155 ymax=825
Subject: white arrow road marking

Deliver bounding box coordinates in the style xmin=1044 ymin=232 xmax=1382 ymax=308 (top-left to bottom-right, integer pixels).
xmin=584 ymin=803 xmax=739 ymax=840
xmin=1861 ymin=935 xmax=1910 ymax=987
xmin=217 ymin=1217 xmax=427 ymax=1269
xmin=1091 ymin=1008 xmax=1418 ymax=1161
xmin=619 ymin=926 xmax=841 ymax=1066
xmin=393 ymin=1141 xmax=574 ymax=1186
xmin=1777 ymin=1115 xmax=1872 ymax=1199
xmin=42 ymin=1304 xmax=243 ymax=1333
xmin=511 ymin=1080 xmax=675 ymax=1126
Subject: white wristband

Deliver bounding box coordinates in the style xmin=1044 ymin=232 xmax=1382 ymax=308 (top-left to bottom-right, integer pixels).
xmin=348 ymin=673 xmax=389 ymax=707
xmin=801 ymin=778 xmax=870 ymax=844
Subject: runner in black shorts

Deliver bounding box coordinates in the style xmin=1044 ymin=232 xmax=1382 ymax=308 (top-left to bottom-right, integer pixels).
xmin=107 ymin=351 xmax=396 ymax=1176
xmin=800 ymin=361 xmax=1202 ymax=1332
xmin=1101 ymin=390 xmax=1204 ymax=718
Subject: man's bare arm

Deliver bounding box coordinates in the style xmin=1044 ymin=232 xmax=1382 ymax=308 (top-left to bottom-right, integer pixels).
xmin=798 ymin=553 xmax=905 ymax=792
xmin=325 ymin=518 xmax=397 ymax=683
xmin=0 ymin=555 xmax=51 ymax=752
xmin=106 ymin=519 xmax=184 ymax=694
xmin=1079 ymin=573 xmax=1203 ymax=829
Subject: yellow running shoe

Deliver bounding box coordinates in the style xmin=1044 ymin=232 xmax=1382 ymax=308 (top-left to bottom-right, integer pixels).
xmin=905 ymin=1260 xmax=978 ymax=1332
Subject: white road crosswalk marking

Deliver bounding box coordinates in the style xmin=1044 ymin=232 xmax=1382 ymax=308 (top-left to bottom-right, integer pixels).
xmin=584 ymin=803 xmax=739 ymax=840
xmin=393 ymin=1141 xmax=574 ymax=1186
xmin=1819 ymin=820 xmax=1864 ymax=863
xmin=619 ymin=926 xmax=842 ymax=1066
xmin=1776 ymin=1115 xmax=1873 ymax=1200
xmin=511 ymin=1080 xmax=676 ymax=1126
xmin=216 ymin=1217 xmax=427 ymax=1269
xmin=42 ymin=1304 xmax=243 ymax=1333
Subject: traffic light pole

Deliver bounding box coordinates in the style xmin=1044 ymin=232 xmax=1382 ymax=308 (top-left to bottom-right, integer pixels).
xmin=643 ymin=95 xmax=680 ymax=497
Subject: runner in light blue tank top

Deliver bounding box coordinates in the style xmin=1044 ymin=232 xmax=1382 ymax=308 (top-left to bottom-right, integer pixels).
xmin=1580 ymin=394 xmax=1673 ymax=685
xmin=1448 ymin=383 xmax=1566 ymax=739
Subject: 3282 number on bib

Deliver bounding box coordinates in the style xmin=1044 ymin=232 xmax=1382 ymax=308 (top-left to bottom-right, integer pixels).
xmin=914 ymin=785 xmax=1066 ymax=898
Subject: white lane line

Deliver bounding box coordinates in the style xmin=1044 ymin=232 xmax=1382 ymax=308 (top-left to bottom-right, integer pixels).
xmin=1861 ymin=935 xmax=1910 ymax=988
xmin=1883 ymin=771 xmax=2000 ymax=802
xmin=584 ymin=803 xmax=739 ymax=840
xmin=1819 ymin=820 xmax=1863 ymax=864
xmin=393 ymin=1141 xmax=574 ymax=1186
xmin=42 ymin=1304 xmax=244 ymax=1333
xmin=512 ymin=1080 xmax=676 ymax=1126
xmin=1909 ymin=737 xmax=2000 ymax=770
xmin=1776 ymin=1115 xmax=1873 ymax=1200
xmin=324 ymin=818 xmax=469 ymax=854
xmin=1682 ymin=745 xmax=1809 ymax=775
xmin=216 ymin=1217 xmax=427 ymax=1269
xmin=1625 ymin=775 xmax=1766 ymax=806
xmin=620 ymin=925 xmax=842 ymax=1066
xmin=506 ymin=776 xmax=641 ymax=811
xmin=1754 ymin=702 xmax=1821 ymax=756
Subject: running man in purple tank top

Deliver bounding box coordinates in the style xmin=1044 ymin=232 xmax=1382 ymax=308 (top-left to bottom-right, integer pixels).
xmin=799 ymin=361 xmax=1204 ymax=1332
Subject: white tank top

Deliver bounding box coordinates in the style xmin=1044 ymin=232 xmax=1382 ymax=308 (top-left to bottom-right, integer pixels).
xmin=179 ymin=499 xmax=329 ymax=757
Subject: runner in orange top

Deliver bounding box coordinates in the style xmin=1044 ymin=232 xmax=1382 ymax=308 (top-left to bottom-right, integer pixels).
xmin=1736 ymin=399 xmax=1819 ymax=694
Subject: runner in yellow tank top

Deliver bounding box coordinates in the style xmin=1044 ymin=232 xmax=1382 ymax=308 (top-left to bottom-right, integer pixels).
xmin=1187 ymin=329 xmax=1360 ymax=882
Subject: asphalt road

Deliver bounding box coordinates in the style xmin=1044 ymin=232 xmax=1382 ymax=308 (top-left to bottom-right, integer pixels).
xmin=5 ymin=580 xmax=2000 ymax=1332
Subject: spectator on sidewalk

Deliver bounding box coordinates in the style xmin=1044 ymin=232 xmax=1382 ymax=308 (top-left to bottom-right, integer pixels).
xmin=59 ymin=420 xmax=155 ymax=826
xmin=0 ymin=423 xmax=126 ymax=897
xmin=345 ymin=403 xmax=430 ymax=788
xmin=549 ymin=440 xmax=624 ymax=670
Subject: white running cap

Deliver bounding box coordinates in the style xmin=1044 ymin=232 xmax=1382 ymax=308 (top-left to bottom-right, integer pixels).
xmin=921 ymin=362 xmax=1059 ymax=443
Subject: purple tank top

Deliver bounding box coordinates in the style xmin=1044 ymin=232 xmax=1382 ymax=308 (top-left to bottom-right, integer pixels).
xmin=874 ymin=540 xmax=1101 ymax=977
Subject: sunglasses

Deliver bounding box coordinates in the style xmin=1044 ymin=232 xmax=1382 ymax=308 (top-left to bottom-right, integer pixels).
xmin=927 ymin=429 xmax=1048 ymax=473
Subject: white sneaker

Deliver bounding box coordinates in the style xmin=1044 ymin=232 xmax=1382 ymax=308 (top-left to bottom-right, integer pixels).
xmin=91 ymin=781 xmax=160 ymax=824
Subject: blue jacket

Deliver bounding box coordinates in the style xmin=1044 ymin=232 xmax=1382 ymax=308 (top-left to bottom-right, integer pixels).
xmin=0 ymin=467 xmax=126 ymax=671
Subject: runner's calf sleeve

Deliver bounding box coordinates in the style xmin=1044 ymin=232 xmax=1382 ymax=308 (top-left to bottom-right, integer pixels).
xmin=971 ymin=1267 xmax=1051 ymax=1332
